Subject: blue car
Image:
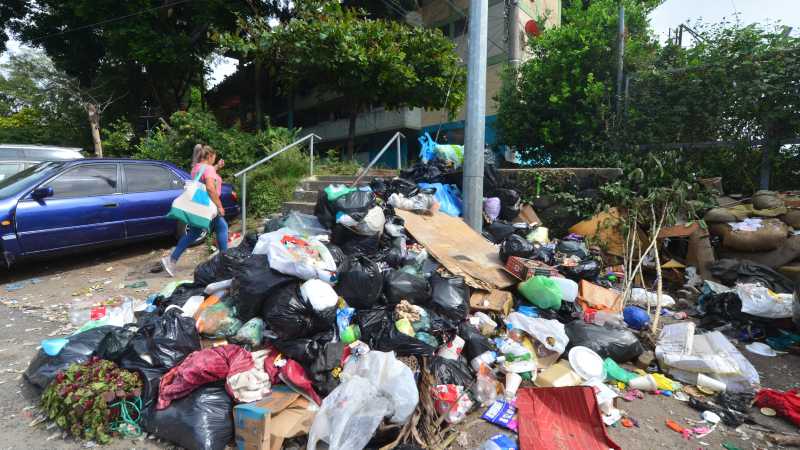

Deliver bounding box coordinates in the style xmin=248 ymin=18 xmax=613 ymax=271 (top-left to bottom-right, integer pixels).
xmin=0 ymin=158 xmax=240 ymax=266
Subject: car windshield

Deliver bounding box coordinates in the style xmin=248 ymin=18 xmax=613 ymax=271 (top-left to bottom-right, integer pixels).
xmin=0 ymin=161 xmax=63 ymax=198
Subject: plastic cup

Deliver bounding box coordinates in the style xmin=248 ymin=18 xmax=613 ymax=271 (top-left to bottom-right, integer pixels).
xmin=696 ymin=374 xmax=726 ymax=393
xmin=504 ymin=372 xmax=523 ymax=400
xmin=628 ymin=374 xmax=657 ymax=391
xmin=437 ymin=335 xmax=465 ymax=360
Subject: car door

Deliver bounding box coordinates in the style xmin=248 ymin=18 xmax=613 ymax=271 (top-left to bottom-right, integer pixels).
xmin=15 ymin=163 xmax=125 ymax=253
xmin=120 ymin=163 xmax=184 ymax=238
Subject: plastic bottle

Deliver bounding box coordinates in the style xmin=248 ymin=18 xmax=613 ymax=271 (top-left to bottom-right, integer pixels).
xmin=475 ymin=364 xmax=498 ymax=406
xmin=470 ymin=350 xmax=497 ymax=372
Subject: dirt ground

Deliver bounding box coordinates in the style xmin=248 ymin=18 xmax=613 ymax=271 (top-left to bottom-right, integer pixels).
xmin=0 ymin=231 xmax=799 ymax=450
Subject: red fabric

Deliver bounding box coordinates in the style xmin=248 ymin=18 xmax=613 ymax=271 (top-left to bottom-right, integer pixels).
xmin=517 ymin=387 xmax=621 ymax=450
xmin=262 ymin=346 xmax=322 ymax=405
xmin=157 ymin=344 xmax=253 ymax=410
xmin=755 ymin=388 xmax=800 ymax=427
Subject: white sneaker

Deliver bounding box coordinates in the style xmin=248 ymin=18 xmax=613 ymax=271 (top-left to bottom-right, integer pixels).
xmin=161 ymin=256 xmax=176 ymax=277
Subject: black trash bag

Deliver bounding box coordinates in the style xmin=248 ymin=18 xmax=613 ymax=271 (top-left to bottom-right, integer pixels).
xmin=263 ymin=215 xmax=285 ymax=233
xmin=500 ymin=234 xmax=535 ymax=262
xmin=565 ymin=321 xmax=644 ymax=363
xmin=370 ymin=178 xmax=388 ymax=198
xmin=333 ymin=189 xmax=376 ymax=216
xmin=331 ymin=224 xmax=382 ymax=256
xmin=458 ymin=322 xmax=494 ymax=361
xmin=383 ymin=270 xmax=431 ymax=305
xmin=261 ymin=283 xmax=334 ymax=340
xmin=531 ymin=245 xmax=556 ymax=266
xmin=194 ymin=254 xmax=223 ymax=286
xmin=356 ymin=306 xmax=435 ymax=356
xmin=711 ymin=259 xmax=795 ymax=294
xmin=313 ymin=190 xmax=336 ymax=230
xmin=430 ymin=356 xmax=473 ymax=386
xmin=142 ymin=384 xmax=233 ymax=450
xmin=557 ymin=240 xmax=590 ymax=260
xmin=307 ymin=340 xmax=346 ymax=397
xmin=561 ymin=259 xmax=601 ymax=281
xmin=272 ymin=331 xmax=334 ymax=365
xmin=688 ymin=393 xmax=752 ymax=427
xmin=325 ymin=243 xmax=347 ymax=271
xmin=193 ymin=245 xmax=251 ymax=286
xmin=335 ymin=255 xmax=383 ymax=309
xmin=430 ymin=272 xmax=469 ymax=321
xmin=557 ymin=298 xmax=583 ymax=323
xmin=389 ymin=177 xmax=420 ymax=197
xmin=400 ymin=162 xmax=443 ymax=183
xmin=496 ymin=188 xmax=521 ymax=221
xmin=156 ymin=282 xmax=206 ymax=312
xmin=484 ymin=163 xmax=501 ymax=197
xmin=484 ymin=220 xmax=517 ymax=244
xmin=24 ymin=325 xmax=119 ymax=389
xmin=227 ymin=254 xmax=294 ymax=322
xmin=241 ymin=232 xmax=259 ymax=252
xmin=429 ymin=310 xmax=460 ymax=337
xmin=96 ymin=325 xmax=137 ymax=361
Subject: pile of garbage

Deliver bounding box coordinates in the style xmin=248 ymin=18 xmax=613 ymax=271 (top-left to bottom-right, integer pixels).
xmin=20 ymin=149 xmax=800 ymax=450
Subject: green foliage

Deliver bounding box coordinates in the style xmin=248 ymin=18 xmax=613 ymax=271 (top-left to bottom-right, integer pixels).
xmin=0 ymin=51 xmax=89 ymax=147
xmin=101 ymin=119 xmax=135 ymax=157
xmin=315 ymin=149 xmax=361 ymax=176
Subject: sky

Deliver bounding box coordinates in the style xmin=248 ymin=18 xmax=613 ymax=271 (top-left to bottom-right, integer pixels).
xmin=2 ymin=0 xmax=799 ymax=86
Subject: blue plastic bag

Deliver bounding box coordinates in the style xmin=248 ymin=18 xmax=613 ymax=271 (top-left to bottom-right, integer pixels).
xmin=418 ymin=182 xmax=463 ymax=217
xmin=418 ymin=132 xmax=437 ymax=163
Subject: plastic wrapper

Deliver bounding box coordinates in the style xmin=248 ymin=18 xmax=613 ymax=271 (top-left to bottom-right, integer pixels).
xmin=565 ymin=321 xmax=644 ymax=362
xmin=432 ymin=384 xmax=473 ymax=424
xmin=499 ymin=234 xmax=535 ymax=262
xmin=284 ymin=211 xmax=328 ymax=236
xmin=142 ymin=385 xmax=233 ymax=450
xmin=335 ymin=255 xmax=383 ymax=309
xmin=384 ymin=270 xmax=431 ymax=305
xmin=337 ymin=205 xmax=385 ymax=236
xmin=262 ymin=283 xmax=335 ymax=340
xmin=229 ymin=318 xmax=265 ymax=346
xmin=196 ymin=302 xmax=242 ymax=338
xmin=484 ymin=197 xmax=501 ymax=222
xmin=387 ymin=191 xmax=436 ymax=213
xmin=431 ymin=356 xmax=473 ymax=386
xmin=341 ymin=350 xmax=419 ymax=423
xmin=430 ymin=272 xmax=469 ymax=321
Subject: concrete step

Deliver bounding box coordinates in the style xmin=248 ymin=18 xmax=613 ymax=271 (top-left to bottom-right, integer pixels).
xmin=292 ymin=189 xmax=318 ymax=203
xmin=282 ymin=201 xmax=316 ymax=215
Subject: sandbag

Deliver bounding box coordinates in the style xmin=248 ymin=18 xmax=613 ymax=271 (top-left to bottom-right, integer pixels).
xmin=227 ymin=254 xmax=294 ymax=322
xmin=430 ymin=272 xmax=469 ymax=321
xmin=499 ymin=234 xmax=535 ymax=262
xmin=753 ymin=190 xmax=784 ymax=210
xmin=704 ymin=208 xmax=738 ymax=223
xmin=335 ymin=255 xmax=383 ymax=309
xmin=24 ymin=326 xmax=119 ymax=389
xmin=262 ymin=283 xmax=335 ymax=339
xmin=782 ymin=210 xmax=800 ymax=229
xmin=383 ymin=270 xmax=431 ymax=305
xmin=565 ymin=321 xmax=644 ymax=362
xmin=717 ymin=235 xmax=800 ymax=269
xmin=720 ymin=219 xmax=788 ymax=252
xmin=142 ymin=385 xmax=233 ymax=450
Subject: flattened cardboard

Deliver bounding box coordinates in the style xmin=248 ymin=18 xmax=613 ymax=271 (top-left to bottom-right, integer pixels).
xmin=578 ymin=280 xmax=622 ymax=312
xmin=397 ymin=210 xmax=514 ymax=289
xmin=470 ymin=290 xmax=514 ymax=315
xmin=514 ymin=203 xmax=541 ymax=225
xmin=234 ymin=388 xmax=315 ymax=450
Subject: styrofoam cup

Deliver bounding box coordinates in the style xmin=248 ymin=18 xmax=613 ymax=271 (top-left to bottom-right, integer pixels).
xmin=505 ymin=372 xmax=523 ymax=400
xmin=628 ymin=374 xmax=657 ymax=391
xmin=697 ymin=374 xmax=727 ymax=393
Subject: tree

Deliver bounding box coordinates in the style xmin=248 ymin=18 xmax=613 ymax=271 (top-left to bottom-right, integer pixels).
xmin=9 ymin=1 xmax=266 ymax=123
xmin=495 ymin=0 xmax=659 ymax=165
xmin=0 ymin=51 xmax=90 ymax=147
xmin=223 ymin=2 xmax=466 ymax=159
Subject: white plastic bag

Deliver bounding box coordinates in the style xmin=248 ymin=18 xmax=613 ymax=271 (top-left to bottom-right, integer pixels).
xmin=506 ymin=312 xmax=569 ymax=356
xmin=631 ymin=288 xmax=676 ymax=308
xmin=307 ymin=376 xmax=389 ymax=450
xmin=300 ymin=279 xmax=339 ymax=312
xmin=736 ymin=283 xmax=794 ymax=319
xmin=253 ymin=228 xmax=337 ymax=283
xmin=337 ymin=206 xmax=385 ymax=236
xmin=181 ymin=295 xmax=205 ymax=317
xmin=341 ymin=350 xmax=418 ymax=423
xmin=204 ymin=279 xmax=232 ymax=295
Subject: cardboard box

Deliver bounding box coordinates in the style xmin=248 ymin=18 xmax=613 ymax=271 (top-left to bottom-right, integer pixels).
xmin=234 ymin=387 xmax=315 ymax=450
xmin=504 ymin=256 xmax=559 ymax=281
xmin=470 ymin=289 xmax=514 ymax=315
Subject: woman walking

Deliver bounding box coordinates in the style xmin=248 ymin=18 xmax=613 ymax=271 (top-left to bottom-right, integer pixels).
xmin=161 ymin=145 xmax=228 ymax=276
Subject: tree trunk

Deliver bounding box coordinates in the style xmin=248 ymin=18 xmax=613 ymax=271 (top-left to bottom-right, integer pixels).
xmin=86 ymin=103 xmax=103 ymax=157
xmin=254 ymin=59 xmax=263 ymax=131
xmin=346 ymin=112 xmax=358 ymax=161
xmin=760 ymin=142 xmax=776 ymax=190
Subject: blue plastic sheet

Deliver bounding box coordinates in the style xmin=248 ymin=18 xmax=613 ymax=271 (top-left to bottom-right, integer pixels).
xmin=418 ymin=182 xmax=463 ymax=217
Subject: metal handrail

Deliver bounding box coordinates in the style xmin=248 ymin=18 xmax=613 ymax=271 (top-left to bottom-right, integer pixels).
xmin=235 ymin=133 xmax=321 ymax=235
xmin=351 ymin=131 xmax=405 ymax=186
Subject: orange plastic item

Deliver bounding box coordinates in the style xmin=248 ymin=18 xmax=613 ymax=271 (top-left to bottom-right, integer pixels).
xmin=621 ymin=418 xmax=634 ymax=428
xmin=193 ymin=294 xmax=220 ymax=320
xmin=665 ymin=419 xmax=684 ymax=433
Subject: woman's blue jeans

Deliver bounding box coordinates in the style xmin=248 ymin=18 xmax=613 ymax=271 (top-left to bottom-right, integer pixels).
xmin=171 ymin=216 xmax=229 ymax=262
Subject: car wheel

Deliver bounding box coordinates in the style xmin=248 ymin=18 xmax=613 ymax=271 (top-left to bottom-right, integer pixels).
xmin=175 ymin=223 xmax=208 ymax=247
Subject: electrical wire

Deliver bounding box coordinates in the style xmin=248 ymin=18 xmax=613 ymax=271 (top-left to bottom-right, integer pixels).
xmin=30 ymin=0 xmax=194 ymax=43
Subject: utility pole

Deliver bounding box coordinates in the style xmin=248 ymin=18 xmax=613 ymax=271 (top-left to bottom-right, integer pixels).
xmin=508 ymin=0 xmax=521 ymax=68
xmin=615 ymin=3 xmax=625 ymax=118
xmin=463 ymin=0 xmax=488 ymax=231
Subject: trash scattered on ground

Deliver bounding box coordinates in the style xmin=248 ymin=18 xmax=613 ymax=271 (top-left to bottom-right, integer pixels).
xmin=15 ymin=168 xmax=800 ymax=450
